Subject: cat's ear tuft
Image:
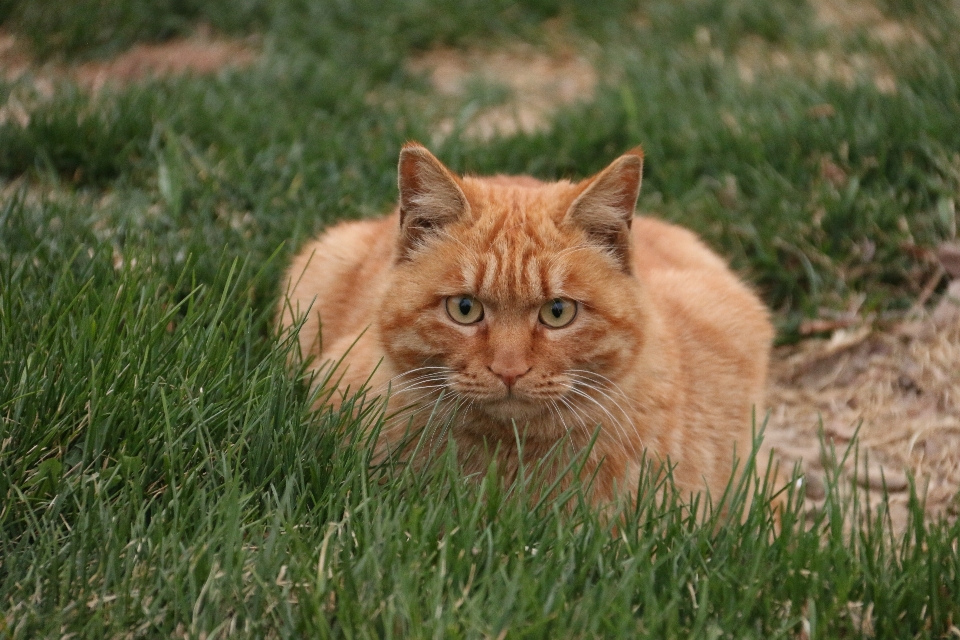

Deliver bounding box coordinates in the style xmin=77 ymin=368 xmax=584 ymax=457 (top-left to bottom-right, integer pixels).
xmin=397 ymin=143 xmax=469 ymax=259
xmin=564 ymin=148 xmax=643 ymax=273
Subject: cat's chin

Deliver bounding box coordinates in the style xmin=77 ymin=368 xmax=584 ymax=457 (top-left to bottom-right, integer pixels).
xmin=476 ymin=396 xmax=549 ymax=423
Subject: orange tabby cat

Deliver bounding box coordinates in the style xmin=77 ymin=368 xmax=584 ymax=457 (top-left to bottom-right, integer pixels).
xmin=278 ymin=143 xmax=774 ymax=506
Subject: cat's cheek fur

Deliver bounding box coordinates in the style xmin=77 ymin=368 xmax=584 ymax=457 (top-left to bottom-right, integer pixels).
xmin=560 ymin=292 xmax=648 ymax=381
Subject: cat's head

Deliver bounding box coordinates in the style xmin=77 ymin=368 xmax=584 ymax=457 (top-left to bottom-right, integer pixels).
xmin=378 ymin=143 xmax=650 ymax=434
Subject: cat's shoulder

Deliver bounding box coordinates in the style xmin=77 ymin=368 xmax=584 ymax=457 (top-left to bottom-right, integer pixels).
xmin=632 ymin=216 xmax=773 ymax=346
xmin=312 ymin=212 xmax=398 ymax=248
xmin=284 ymin=213 xmax=398 ymax=301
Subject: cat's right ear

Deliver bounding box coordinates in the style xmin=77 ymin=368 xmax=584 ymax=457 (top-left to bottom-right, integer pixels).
xmin=563 ymin=148 xmax=643 ymax=273
xmin=397 ymin=143 xmax=470 ymax=259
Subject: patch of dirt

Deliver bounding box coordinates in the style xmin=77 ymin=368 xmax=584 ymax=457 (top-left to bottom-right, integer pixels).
xmin=729 ymin=0 xmax=927 ymax=94
xmin=0 ymin=31 xmax=36 ymax=82
xmin=809 ymin=0 xmax=926 ymax=47
xmin=766 ymin=261 xmax=960 ymax=531
xmin=73 ymin=36 xmax=257 ymax=93
xmin=732 ymin=36 xmax=899 ymax=95
xmin=0 ymin=28 xmax=257 ymax=91
xmin=407 ymin=43 xmax=596 ymax=141
xmin=0 ymin=28 xmax=257 ymax=130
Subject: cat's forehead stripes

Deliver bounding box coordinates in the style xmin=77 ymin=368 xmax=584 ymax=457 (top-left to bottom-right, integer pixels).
xmin=477 ymin=252 xmax=499 ymax=295
xmin=472 ymin=243 xmax=545 ymax=304
xmin=459 ymin=224 xmax=577 ymax=305
xmin=452 ymin=178 xmax=581 ymax=304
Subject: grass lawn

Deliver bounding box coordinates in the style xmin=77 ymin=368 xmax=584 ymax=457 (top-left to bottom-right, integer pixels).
xmin=1 ymin=0 xmax=959 ymax=636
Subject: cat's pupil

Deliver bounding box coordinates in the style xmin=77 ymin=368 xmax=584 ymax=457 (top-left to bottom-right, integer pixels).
xmin=551 ymin=300 xmax=563 ymax=318
xmin=459 ymin=298 xmax=472 ymax=316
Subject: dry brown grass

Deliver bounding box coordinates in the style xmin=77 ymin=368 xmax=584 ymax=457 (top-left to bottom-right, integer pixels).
xmin=767 ymin=274 xmax=960 ymax=531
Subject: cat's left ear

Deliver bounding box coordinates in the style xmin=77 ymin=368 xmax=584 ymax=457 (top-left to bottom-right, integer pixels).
xmin=397 ymin=143 xmax=470 ymax=260
xmin=564 ymin=148 xmax=643 ymax=273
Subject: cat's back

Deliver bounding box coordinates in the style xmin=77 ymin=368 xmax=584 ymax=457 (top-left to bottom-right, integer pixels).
xmin=279 ymin=215 xmax=396 ymax=360
xmin=632 ymin=216 xmax=727 ymax=273
xmin=628 ymin=216 xmax=772 ymax=493
xmin=631 ymin=215 xmax=771 ymax=398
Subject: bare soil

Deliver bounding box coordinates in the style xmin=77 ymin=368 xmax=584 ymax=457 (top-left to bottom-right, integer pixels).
xmin=0 ymin=27 xmax=258 ymax=133
xmin=408 ymin=43 xmax=597 ymax=140
xmin=0 ymin=28 xmax=257 ymax=91
xmin=767 ymin=283 xmax=960 ymax=531
xmin=729 ymin=0 xmax=927 ymax=95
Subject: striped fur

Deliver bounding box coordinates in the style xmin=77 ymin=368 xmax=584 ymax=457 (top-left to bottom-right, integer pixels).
xmin=278 ymin=143 xmax=774 ymax=506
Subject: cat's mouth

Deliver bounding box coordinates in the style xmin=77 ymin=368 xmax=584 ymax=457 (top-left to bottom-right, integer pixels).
xmin=445 ymin=374 xmax=564 ymax=423
xmin=471 ymin=394 xmax=550 ymax=424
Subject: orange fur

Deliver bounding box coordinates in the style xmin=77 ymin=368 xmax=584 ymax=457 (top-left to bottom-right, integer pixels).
xmin=278 ymin=143 xmax=774 ymax=507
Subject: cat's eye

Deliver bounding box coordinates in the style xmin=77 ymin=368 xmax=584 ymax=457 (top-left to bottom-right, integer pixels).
xmin=538 ymin=298 xmax=577 ymax=328
xmin=445 ymin=296 xmax=484 ymax=324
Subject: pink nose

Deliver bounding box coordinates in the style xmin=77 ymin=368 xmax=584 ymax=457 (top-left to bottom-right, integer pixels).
xmin=488 ymin=364 xmax=530 ymax=389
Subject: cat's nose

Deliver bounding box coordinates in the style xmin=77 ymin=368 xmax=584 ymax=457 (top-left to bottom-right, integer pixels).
xmin=488 ymin=364 xmax=531 ymax=390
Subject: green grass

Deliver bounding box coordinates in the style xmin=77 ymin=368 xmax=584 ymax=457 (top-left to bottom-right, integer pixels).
xmin=1 ymin=0 xmax=959 ymax=636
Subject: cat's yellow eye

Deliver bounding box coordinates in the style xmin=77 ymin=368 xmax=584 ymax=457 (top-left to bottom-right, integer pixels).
xmin=539 ymin=298 xmax=577 ymax=328
xmin=445 ymin=296 xmax=484 ymax=324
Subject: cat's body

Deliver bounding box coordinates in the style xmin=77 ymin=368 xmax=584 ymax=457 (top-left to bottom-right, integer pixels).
xmin=279 ymin=144 xmax=773 ymax=504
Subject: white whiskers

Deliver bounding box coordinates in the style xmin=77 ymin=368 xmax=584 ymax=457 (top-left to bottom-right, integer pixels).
xmin=368 ymin=362 xmax=642 ymax=463
xmin=562 ymin=370 xmax=643 ymax=457
xmin=377 ymin=365 xmax=467 ymax=448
